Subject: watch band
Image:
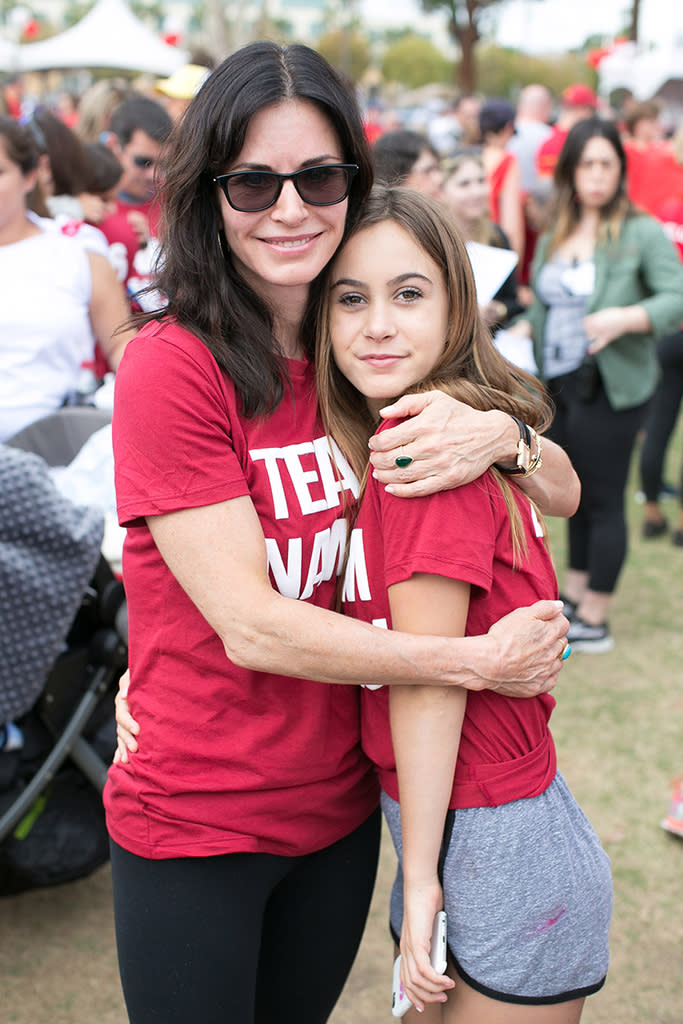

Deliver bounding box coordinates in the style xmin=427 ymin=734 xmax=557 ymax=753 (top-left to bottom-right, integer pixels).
xmin=497 ymin=415 xmax=532 ymax=475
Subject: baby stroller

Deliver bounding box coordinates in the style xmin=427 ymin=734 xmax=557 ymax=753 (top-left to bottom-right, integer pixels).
xmin=0 ymin=408 xmax=127 ymax=896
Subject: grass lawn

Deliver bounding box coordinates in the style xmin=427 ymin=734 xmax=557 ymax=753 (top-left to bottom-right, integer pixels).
xmin=1 ymin=435 xmax=682 ymax=1023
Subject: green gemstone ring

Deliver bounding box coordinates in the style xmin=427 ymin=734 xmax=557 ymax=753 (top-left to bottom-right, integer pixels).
xmin=395 ymin=455 xmax=413 ymax=468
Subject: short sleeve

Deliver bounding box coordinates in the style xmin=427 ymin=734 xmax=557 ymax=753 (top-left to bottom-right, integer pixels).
xmin=113 ymin=322 xmax=250 ymax=526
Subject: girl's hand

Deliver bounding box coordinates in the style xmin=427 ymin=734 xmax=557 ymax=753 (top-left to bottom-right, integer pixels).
xmin=112 ymin=668 xmax=140 ymax=765
xmin=400 ymin=881 xmax=454 ymax=1012
xmin=368 ymin=392 xmax=518 ymax=497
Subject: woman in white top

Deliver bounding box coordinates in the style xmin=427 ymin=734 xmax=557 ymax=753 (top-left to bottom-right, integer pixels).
xmin=0 ymin=115 xmax=133 ymax=442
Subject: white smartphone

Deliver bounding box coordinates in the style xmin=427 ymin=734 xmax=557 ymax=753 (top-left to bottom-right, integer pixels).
xmin=391 ymin=911 xmax=448 ymax=1018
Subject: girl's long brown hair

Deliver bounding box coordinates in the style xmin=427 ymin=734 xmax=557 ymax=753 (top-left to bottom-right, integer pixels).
xmin=316 ymin=185 xmax=553 ymax=567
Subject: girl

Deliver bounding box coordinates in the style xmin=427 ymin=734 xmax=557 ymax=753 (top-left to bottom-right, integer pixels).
xmin=107 ymin=43 xmax=576 ymax=1024
xmin=442 ymin=147 xmax=524 ymax=329
xmin=316 ymin=185 xmax=612 ymax=1023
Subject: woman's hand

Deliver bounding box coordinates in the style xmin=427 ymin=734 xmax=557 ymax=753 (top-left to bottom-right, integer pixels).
xmin=584 ymin=305 xmax=650 ymax=353
xmin=476 ymin=601 xmax=569 ymax=697
xmin=112 ymin=668 xmax=139 ymax=765
xmin=400 ymin=881 xmax=454 ymax=1012
xmin=368 ymin=392 xmax=520 ymax=497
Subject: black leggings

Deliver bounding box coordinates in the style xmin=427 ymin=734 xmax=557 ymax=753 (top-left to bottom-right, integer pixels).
xmin=110 ymin=808 xmax=381 ymax=1024
xmin=547 ymin=370 xmax=648 ymax=594
xmin=639 ymin=330 xmax=683 ymax=503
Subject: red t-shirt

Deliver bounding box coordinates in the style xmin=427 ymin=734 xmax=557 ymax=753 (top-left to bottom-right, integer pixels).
xmin=536 ymin=128 xmax=568 ymax=178
xmin=98 ymin=196 xmax=162 ymax=303
xmin=344 ymin=440 xmax=557 ymax=810
xmin=104 ymin=320 xmax=378 ymax=859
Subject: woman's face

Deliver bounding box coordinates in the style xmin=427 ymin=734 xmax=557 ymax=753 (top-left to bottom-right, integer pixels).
xmin=573 ymin=136 xmax=622 ymax=211
xmin=0 ymin=137 xmax=36 ymax=229
xmin=216 ymin=99 xmax=349 ymax=303
xmin=404 ymin=148 xmax=443 ymax=200
xmin=328 ymin=220 xmax=450 ymax=415
xmin=443 ymin=159 xmax=489 ymax=225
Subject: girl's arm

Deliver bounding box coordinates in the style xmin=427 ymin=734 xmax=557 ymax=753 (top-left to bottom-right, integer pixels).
xmin=389 ymin=573 xmax=468 ymax=1012
xmin=368 ymin=392 xmax=580 ymax=518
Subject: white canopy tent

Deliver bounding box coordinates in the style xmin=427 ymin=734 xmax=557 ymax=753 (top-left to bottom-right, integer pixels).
xmin=15 ymin=0 xmax=189 ymax=76
xmin=599 ymin=41 xmax=683 ymax=102
xmin=0 ymin=37 xmax=20 ymax=74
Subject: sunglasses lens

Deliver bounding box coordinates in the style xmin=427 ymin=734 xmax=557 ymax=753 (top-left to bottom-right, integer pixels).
xmin=226 ymin=172 xmax=279 ymax=211
xmin=297 ymin=166 xmax=351 ymax=205
xmin=223 ymin=166 xmax=353 ymax=212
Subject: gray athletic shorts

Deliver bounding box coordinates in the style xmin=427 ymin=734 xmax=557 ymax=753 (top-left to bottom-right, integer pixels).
xmin=381 ymin=772 xmax=613 ymax=1004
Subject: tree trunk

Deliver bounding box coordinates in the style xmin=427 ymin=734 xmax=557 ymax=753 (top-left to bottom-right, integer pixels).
xmin=628 ymin=0 xmax=641 ymax=42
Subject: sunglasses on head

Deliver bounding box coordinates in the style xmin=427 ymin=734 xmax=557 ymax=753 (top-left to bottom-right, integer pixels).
xmin=132 ymin=155 xmax=156 ymax=169
xmin=213 ymin=163 xmax=358 ymax=213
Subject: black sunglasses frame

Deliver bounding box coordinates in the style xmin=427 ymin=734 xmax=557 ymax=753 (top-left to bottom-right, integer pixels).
xmin=213 ymin=163 xmax=359 ymax=212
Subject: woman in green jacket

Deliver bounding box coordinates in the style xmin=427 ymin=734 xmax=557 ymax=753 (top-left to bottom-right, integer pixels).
xmin=511 ymin=117 xmax=683 ymax=652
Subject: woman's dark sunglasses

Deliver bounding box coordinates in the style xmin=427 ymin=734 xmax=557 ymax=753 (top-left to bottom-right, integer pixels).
xmin=213 ymin=163 xmax=358 ymax=213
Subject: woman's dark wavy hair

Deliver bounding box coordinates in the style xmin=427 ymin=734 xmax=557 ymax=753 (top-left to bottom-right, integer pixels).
xmin=548 ymin=116 xmax=635 ymax=254
xmin=143 ymin=41 xmax=373 ymax=417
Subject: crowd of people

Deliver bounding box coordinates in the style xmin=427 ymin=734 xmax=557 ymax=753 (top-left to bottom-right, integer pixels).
xmin=1 ymin=41 xmax=683 ymax=1024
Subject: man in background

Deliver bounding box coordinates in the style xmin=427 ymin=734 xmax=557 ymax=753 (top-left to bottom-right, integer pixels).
xmin=536 ymin=83 xmax=599 ymax=178
xmin=99 ymin=94 xmax=172 ymax=308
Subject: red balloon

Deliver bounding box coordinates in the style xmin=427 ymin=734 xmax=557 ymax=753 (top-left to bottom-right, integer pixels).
xmin=162 ymin=31 xmax=180 ymax=46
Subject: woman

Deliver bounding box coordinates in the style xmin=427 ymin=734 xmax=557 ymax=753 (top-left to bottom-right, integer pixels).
xmin=107 ymin=43 xmax=576 ymax=1024
xmin=510 ymin=117 xmax=683 ymax=651
xmin=0 ymin=116 xmax=132 ymax=442
xmin=442 ymin=147 xmax=524 ymax=329
xmin=316 ymin=184 xmax=611 ymax=1023
xmin=371 ymin=128 xmax=444 ymax=200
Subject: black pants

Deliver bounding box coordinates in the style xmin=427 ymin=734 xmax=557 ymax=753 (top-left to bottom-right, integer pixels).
xmin=639 ymin=330 xmax=683 ymax=503
xmin=110 ymin=808 xmax=381 ymax=1024
xmin=547 ymin=370 xmax=648 ymax=594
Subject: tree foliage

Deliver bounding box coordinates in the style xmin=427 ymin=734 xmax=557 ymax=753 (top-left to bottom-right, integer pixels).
xmin=317 ymin=29 xmax=371 ymax=83
xmin=382 ymin=34 xmax=453 ymax=89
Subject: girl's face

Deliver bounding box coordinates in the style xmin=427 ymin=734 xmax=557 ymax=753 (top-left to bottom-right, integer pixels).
xmin=216 ymin=99 xmax=349 ymax=305
xmin=573 ymin=136 xmax=622 ymax=211
xmin=442 ymin=158 xmax=489 ymax=224
xmin=0 ymin=137 xmax=36 ymax=230
xmin=328 ymin=220 xmax=450 ymax=415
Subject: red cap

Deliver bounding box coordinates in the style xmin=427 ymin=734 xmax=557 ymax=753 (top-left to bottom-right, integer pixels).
xmin=562 ymin=84 xmax=599 ymax=109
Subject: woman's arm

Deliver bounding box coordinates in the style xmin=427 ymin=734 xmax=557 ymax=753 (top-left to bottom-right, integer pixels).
xmin=87 ymin=250 xmax=136 ymax=370
xmin=367 ymin=392 xmax=580 ymax=517
xmin=389 ymin=573 xmax=467 ymax=1011
xmin=114 ymin=496 xmax=567 ymax=762
xmin=146 ymin=494 xmax=567 ymax=691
